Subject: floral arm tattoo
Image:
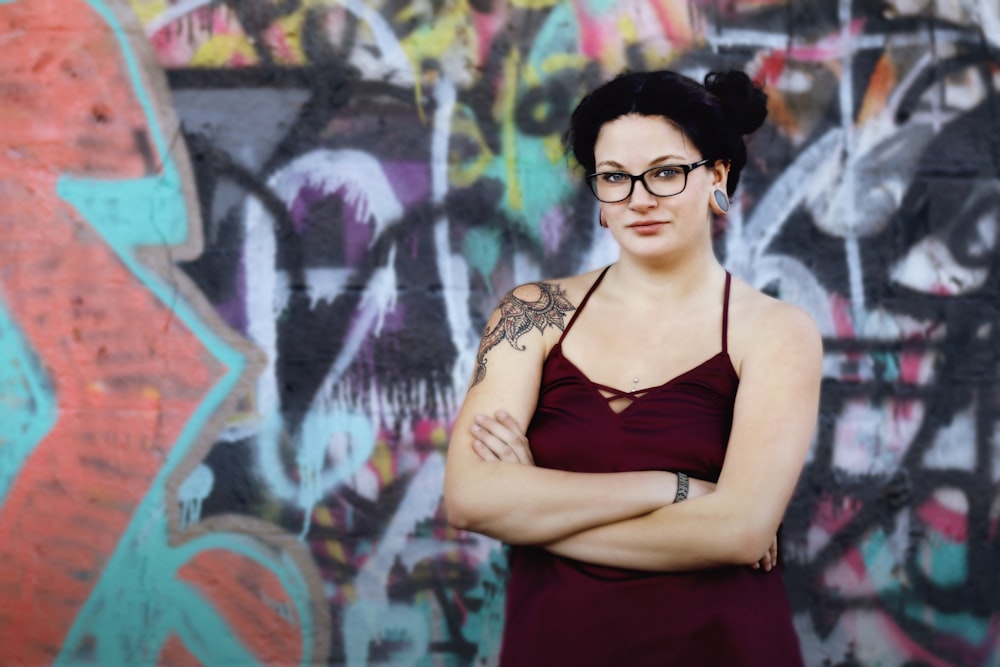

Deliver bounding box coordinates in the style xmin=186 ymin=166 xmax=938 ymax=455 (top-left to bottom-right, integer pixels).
xmin=471 ymin=282 xmax=576 ymax=387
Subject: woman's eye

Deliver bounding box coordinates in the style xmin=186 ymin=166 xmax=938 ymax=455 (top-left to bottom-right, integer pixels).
xmin=601 ymin=172 xmax=628 ymax=183
xmin=653 ymin=167 xmax=683 ymax=179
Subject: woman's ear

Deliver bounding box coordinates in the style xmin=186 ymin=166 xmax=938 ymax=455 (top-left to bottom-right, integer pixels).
xmin=711 ymin=159 xmax=731 ymax=190
xmin=708 ymin=160 xmax=729 ymax=215
xmin=708 ymin=160 xmax=731 ymax=215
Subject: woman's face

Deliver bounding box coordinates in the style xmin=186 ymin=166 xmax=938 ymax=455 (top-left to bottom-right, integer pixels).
xmin=592 ymin=113 xmax=727 ymax=263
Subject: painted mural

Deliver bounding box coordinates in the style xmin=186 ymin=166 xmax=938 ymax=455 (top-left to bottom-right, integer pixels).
xmin=1 ymin=0 xmax=999 ymax=664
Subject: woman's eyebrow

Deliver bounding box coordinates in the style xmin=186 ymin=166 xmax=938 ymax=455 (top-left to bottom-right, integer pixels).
xmin=648 ymin=154 xmax=688 ymax=165
xmin=595 ymin=159 xmax=626 ymax=170
xmin=595 ymin=155 xmax=688 ymax=170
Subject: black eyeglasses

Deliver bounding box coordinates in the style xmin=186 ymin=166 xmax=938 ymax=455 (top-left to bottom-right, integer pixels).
xmin=586 ymin=160 xmax=710 ymax=203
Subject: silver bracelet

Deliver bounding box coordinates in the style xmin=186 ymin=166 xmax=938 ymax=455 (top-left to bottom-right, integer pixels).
xmin=674 ymin=472 xmax=689 ymax=503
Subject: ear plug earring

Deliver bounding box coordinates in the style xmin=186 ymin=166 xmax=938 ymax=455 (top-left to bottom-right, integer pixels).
xmin=714 ymin=189 xmax=730 ymax=213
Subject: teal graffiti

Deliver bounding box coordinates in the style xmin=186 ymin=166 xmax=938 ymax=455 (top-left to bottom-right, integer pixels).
xmin=462 ymin=547 xmax=508 ymax=664
xmin=861 ymin=527 xmax=989 ymax=649
xmin=0 ymin=299 xmax=57 ymax=505
xmin=581 ymin=0 xmax=618 ymax=12
xmin=479 ymin=2 xmax=588 ymax=251
xmin=343 ymin=601 xmax=430 ymax=667
xmin=297 ymin=408 xmax=377 ymax=539
xmin=462 ymin=226 xmax=503 ymax=287
xmin=49 ymin=1 xmax=319 ymax=665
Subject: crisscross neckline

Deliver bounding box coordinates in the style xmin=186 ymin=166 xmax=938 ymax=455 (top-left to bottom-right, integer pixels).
xmin=555 ymin=265 xmax=733 ymax=412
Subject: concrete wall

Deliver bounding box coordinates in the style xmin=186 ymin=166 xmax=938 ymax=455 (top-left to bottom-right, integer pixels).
xmin=1 ymin=0 xmax=998 ymax=665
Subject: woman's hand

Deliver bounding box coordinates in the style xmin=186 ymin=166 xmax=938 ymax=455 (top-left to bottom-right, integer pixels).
xmin=751 ymin=535 xmax=778 ymax=572
xmin=470 ymin=410 xmax=535 ymax=465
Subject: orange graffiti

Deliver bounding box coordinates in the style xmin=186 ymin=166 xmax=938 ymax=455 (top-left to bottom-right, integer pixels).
xmin=0 ymin=1 xmax=222 ymax=662
xmin=177 ymin=548 xmax=304 ymax=665
xmin=0 ymin=1 xmax=326 ymax=664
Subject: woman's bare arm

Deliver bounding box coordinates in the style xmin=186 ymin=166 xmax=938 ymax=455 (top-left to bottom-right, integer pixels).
xmin=468 ymin=410 xmax=771 ymax=565
xmin=443 ymin=279 xmax=686 ymax=545
xmin=541 ymin=303 xmax=822 ymax=569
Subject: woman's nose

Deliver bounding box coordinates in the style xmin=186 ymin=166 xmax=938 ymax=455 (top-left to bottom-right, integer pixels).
xmin=628 ymin=180 xmax=658 ymax=209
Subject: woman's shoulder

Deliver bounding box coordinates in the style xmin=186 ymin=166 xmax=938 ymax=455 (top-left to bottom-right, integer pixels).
xmin=728 ymin=276 xmax=822 ymax=359
xmin=470 ymin=268 xmax=607 ymax=388
xmin=480 ymin=268 xmax=606 ymax=343
xmin=501 ymin=267 xmax=607 ymax=308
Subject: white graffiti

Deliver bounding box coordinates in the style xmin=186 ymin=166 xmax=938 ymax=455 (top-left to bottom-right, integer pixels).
xmin=345 ymin=453 xmax=450 ymax=666
xmin=177 ymin=463 xmax=215 ymax=529
xmin=243 ymin=148 xmax=403 ymax=505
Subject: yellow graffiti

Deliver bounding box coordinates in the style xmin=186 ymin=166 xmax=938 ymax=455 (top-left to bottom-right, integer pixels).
xmin=314 ymin=506 xmax=335 ymax=528
xmin=448 ymin=106 xmax=495 ymax=188
xmin=369 ymin=437 xmax=395 ymax=483
xmin=539 ymin=52 xmax=589 ymax=75
xmin=398 ymin=0 xmax=476 ymax=63
xmin=323 ymin=538 xmax=346 ymax=563
xmin=510 ymin=0 xmax=562 ymax=8
xmin=616 ymin=13 xmax=639 ymax=43
xmin=127 ymin=0 xmax=169 ymax=26
xmin=501 ymin=49 xmax=523 ymax=211
xmin=520 ymin=54 xmax=590 ymax=165
xmin=430 ymin=424 xmax=448 ymax=448
xmin=270 ymin=12 xmax=309 ymax=65
xmin=190 ymin=34 xmax=259 ymax=67
xmin=541 ymin=134 xmax=564 ymax=165
xmin=397 ymin=1 xmax=479 ymax=119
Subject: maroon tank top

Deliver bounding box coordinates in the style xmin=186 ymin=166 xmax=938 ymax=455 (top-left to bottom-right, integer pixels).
xmin=498 ymin=267 xmax=803 ymax=667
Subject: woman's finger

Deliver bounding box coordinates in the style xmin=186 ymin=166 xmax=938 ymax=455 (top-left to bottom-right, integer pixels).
xmin=758 ymin=536 xmax=778 ymax=572
xmin=472 ymin=438 xmax=499 ymax=461
xmin=471 ymin=420 xmax=527 ymax=464
xmin=753 ymin=536 xmax=779 ymax=572
xmin=470 ymin=423 xmax=514 ymax=461
xmin=473 ymin=413 xmax=533 ymax=465
xmin=494 ymin=410 xmax=534 ymax=464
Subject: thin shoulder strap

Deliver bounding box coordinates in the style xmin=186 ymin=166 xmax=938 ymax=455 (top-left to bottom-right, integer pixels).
xmin=558 ymin=265 xmax=611 ymax=345
xmin=722 ymin=271 xmax=732 ymax=354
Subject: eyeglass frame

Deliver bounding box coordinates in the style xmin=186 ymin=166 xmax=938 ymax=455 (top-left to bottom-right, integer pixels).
xmin=585 ymin=159 xmax=711 ymax=203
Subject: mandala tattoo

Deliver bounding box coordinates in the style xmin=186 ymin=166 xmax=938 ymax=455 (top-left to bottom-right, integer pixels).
xmin=472 ymin=282 xmax=576 ymax=387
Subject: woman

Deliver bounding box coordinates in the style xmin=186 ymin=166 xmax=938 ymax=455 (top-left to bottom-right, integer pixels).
xmin=444 ymin=69 xmax=822 ymax=665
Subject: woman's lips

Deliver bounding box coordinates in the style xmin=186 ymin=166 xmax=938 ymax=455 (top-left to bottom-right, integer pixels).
xmin=628 ymin=221 xmax=668 ymax=233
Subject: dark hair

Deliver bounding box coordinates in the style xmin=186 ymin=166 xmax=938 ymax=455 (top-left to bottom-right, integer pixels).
xmin=565 ymin=69 xmax=768 ymax=197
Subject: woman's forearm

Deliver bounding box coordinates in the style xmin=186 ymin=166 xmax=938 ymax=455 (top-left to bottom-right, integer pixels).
xmin=444 ymin=461 xmax=679 ymax=545
xmin=542 ymin=492 xmax=769 ymax=571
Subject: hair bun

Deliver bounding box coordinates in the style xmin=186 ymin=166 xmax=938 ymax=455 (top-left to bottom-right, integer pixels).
xmin=704 ymin=70 xmax=768 ymax=136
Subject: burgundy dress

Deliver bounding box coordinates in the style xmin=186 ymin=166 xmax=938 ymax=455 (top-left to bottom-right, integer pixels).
xmin=498 ymin=267 xmax=803 ymax=667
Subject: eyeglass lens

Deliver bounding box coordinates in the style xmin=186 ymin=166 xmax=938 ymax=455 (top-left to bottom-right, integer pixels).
xmin=588 ymin=163 xmax=705 ymax=203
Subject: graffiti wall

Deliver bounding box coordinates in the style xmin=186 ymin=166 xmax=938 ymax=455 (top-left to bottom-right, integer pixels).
xmin=1 ymin=0 xmax=998 ymax=664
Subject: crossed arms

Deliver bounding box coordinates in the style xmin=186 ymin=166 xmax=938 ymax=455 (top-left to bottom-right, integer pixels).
xmin=443 ymin=280 xmax=822 ymax=572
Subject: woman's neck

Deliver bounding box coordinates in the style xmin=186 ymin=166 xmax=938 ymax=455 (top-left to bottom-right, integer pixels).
xmin=607 ymin=251 xmax=724 ymax=306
